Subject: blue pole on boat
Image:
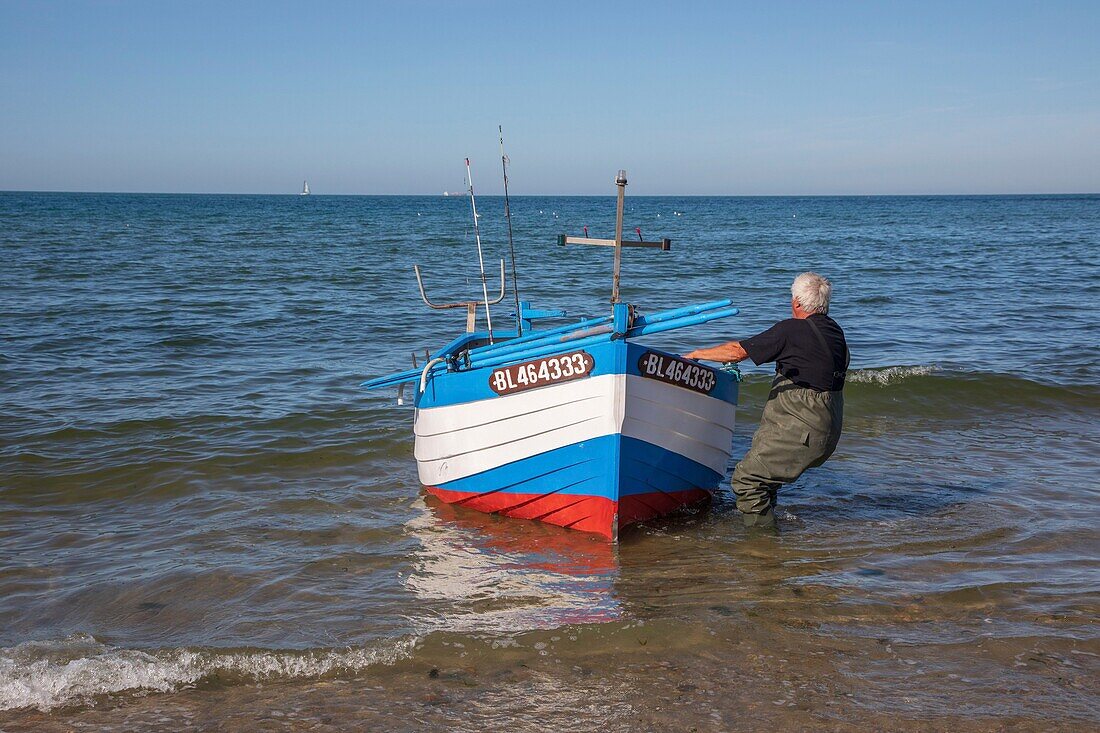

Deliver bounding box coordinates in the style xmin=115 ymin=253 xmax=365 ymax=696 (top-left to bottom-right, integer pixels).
xmin=464 ymin=307 xmax=740 ymax=371
xmin=475 ymin=299 xmax=736 ymax=359
xmin=519 ymin=300 xmax=533 ymax=333
xmin=468 ymin=331 xmax=628 ymax=370
xmin=465 ymin=312 xmax=613 ymax=359
xmin=468 ymin=299 xmax=732 ymax=362
xmin=612 ymin=302 xmax=631 ymax=338
xmin=633 ymin=299 xmax=733 ymax=327
xmin=361 ymin=367 xmax=427 ymax=390
xmin=627 ymin=307 xmax=740 ymax=338
xmin=464 ymin=323 xmax=611 ymax=365
xmin=517 ymin=301 xmax=567 ymax=334
xmin=361 ymin=317 xmax=606 ymax=389
xmin=361 ymin=302 xmax=741 ymax=389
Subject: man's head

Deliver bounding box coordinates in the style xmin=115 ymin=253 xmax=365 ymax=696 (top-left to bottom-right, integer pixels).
xmin=790 ymin=272 xmax=832 ymax=318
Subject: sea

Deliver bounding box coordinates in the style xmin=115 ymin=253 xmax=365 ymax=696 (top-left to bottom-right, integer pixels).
xmin=1 ymin=191 xmax=1097 ymax=731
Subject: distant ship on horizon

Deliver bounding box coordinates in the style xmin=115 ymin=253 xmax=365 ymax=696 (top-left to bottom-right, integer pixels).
xmin=300 ymin=181 xmax=310 ymax=196
xmin=442 ymin=190 xmax=466 ymax=197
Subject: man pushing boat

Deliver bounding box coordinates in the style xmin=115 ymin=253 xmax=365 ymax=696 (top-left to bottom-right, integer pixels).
xmin=685 ymin=272 xmax=849 ymax=528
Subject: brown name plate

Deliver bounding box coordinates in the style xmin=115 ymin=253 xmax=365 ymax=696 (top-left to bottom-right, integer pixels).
xmin=638 ymin=351 xmax=717 ymax=394
xmin=489 ymin=351 xmax=595 ymax=396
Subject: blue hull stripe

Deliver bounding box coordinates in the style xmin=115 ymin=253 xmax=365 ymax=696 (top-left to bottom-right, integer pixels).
xmin=433 ymin=435 xmax=724 ymax=501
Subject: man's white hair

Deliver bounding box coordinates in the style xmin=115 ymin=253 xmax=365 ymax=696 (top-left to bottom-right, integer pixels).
xmin=791 ymin=272 xmax=832 ymax=314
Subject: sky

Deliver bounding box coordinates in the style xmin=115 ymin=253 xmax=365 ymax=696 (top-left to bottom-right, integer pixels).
xmin=1 ymin=1 xmax=1098 ymax=195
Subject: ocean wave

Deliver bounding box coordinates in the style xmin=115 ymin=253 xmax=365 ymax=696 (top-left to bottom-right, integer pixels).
xmin=736 ymin=365 xmax=1099 ymax=417
xmin=845 ymin=365 xmax=939 ymax=384
xmin=0 ymin=633 xmax=415 ymax=713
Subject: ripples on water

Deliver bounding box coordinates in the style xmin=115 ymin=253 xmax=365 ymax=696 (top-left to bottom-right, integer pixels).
xmin=0 ymin=193 xmax=1097 ymax=730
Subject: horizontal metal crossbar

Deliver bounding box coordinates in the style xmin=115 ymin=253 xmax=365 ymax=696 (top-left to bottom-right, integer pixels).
xmin=557 ymin=235 xmax=671 ymax=251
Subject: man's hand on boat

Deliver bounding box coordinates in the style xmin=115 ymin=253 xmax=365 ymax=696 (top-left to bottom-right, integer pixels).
xmin=683 ymin=341 xmax=749 ymax=363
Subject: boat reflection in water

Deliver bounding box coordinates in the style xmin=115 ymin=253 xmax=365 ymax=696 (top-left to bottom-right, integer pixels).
xmin=402 ymin=494 xmax=622 ymax=634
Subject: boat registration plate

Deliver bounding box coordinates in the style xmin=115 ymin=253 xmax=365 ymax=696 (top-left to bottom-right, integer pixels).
xmin=638 ymin=351 xmax=717 ymax=394
xmin=489 ymin=350 xmax=595 ymax=396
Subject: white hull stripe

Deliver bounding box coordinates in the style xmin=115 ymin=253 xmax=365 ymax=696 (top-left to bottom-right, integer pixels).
xmin=415 ymin=374 xmax=735 ymax=486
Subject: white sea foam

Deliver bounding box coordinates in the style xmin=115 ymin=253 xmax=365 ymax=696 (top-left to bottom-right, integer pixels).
xmin=0 ymin=632 xmax=415 ymax=712
xmin=846 ymin=365 xmax=938 ymax=385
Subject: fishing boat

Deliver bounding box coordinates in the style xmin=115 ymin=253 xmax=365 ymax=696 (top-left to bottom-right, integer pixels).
xmin=363 ymin=162 xmax=740 ymax=540
xmin=300 ymin=181 xmax=310 ymax=196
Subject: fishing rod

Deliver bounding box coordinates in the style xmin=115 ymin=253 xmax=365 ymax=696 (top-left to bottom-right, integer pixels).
xmin=499 ymin=125 xmax=522 ymax=336
xmin=465 ymin=157 xmax=495 ymax=343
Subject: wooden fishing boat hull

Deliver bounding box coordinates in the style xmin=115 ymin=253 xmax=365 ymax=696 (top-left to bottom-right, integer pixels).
xmin=414 ymin=340 xmax=737 ymax=539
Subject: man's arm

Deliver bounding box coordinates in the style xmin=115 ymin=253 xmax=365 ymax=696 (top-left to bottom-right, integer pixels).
xmin=683 ymin=341 xmax=749 ymax=363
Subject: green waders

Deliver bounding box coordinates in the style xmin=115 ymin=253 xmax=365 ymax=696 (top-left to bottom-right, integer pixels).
xmin=731 ymin=374 xmax=844 ymax=528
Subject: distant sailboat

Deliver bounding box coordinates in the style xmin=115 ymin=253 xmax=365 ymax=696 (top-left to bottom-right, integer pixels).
xmin=300 ymin=181 xmax=310 ymax=196
xmin=443 ymin=178 xmax=467 ymax=197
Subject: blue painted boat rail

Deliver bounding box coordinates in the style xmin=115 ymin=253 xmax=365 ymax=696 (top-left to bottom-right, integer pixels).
xmin=462 ymin=298 xmax=733 ymax=364
xmin=360 ymin=299 xmax=740 ymax=390
xmin=462 ymin=307 xmax=740 ymax=373
xmin=465 ymin=313 xmax=614 ymax=360
xmin=629 ymin=306 xmax=739 ymax=338
xmin=636 ymin=298 xmax=733 ymax=326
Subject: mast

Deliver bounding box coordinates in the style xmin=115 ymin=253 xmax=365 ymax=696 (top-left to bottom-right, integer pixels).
xmin=556 ymin=170 xmax=670 ymax=305
xmin=612 ymin=170 xmax=627 ymax=303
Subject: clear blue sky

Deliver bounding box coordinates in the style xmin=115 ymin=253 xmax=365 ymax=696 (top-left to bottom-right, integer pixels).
xmin=1 ymin=1 xmax=1097 ymax=195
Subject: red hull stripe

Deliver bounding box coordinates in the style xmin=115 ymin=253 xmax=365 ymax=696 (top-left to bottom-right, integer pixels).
xmin=618 ymin=487 xmax=710 ymax=527
xmin=425 ymin=486 xmax=710 ymax=539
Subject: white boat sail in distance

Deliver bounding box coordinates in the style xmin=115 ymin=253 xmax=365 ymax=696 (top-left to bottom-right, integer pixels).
xmin=300 ymin=181 xmax=310 ymax=196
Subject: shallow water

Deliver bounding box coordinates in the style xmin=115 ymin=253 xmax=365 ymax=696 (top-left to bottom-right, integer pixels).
xmin=1 ymin=192 xmax=1098 ymax=730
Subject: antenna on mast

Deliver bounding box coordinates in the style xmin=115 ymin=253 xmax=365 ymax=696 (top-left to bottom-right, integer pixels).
xmin=499 ymin=126 xmax=523 ymax=335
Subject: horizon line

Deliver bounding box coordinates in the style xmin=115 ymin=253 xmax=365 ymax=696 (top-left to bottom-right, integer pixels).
xmin=2 ymin=189 xmax=1098 ymax=198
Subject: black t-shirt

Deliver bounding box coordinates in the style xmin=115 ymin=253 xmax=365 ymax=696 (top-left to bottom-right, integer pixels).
xmin=740 ymin=314 xmax=848 ymax=392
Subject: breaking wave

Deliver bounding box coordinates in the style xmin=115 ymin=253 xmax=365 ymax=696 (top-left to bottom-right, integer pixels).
xmin=737 ymin=365 xmax=1099 ymax=417
xmin=845 ymin=364 xmax=938 ymax=384
xmin=0 ymin=633 xmax=415 ymax=713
